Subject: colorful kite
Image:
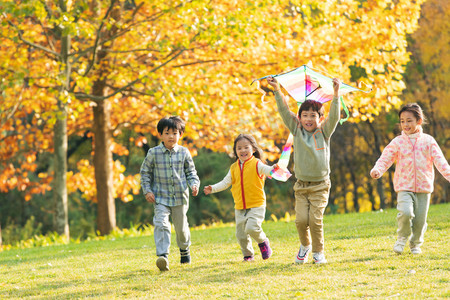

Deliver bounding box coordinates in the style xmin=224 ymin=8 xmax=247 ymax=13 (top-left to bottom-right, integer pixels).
xmin=253 ymin=65 xmax=371 ymax=182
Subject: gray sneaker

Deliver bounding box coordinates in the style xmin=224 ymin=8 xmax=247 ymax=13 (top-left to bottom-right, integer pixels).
xmin=312 ymin=252 xmax=327 ymax=264
xmin=156 ymin=256 xmax=169 ymax=271
xmin=295 ymin=245 xmax=311 ymax=264
xmin=393 ymin=237 xmax=407 ymax=254
xmin=410 ymin=244 xmax=422 ymax=254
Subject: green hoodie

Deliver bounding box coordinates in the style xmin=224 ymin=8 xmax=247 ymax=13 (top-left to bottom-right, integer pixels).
xmin=274 ymin=91 xmax=340 ymax=182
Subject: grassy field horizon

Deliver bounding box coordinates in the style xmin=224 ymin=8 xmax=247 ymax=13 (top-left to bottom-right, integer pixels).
xmin=1 ymin=203 xmax=449 ymax=299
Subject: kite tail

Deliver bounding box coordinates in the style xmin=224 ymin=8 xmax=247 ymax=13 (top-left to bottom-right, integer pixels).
xmin=255 ymin=80 xmax=269 ymax=103
xmin=268 ymin=134 xmax=293 ymax=182
xmin=339 ymin=96 xmax=350 ymax=124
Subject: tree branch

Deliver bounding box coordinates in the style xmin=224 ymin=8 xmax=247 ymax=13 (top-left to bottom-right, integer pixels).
xmin=6 ymin=19 xmax=60 ymax=58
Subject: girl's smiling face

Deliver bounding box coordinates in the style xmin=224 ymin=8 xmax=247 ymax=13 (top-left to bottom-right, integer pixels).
xmin=235 ymin=138 xmax=254 ymax=162
xmin=400 ymin=111 xmax=422 ymax=135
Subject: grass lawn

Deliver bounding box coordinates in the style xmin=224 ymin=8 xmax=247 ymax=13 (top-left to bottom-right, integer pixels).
xmin=0 ymin=203 xmax=449 ymax=299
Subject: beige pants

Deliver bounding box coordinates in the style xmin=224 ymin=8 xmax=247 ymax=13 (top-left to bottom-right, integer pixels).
xmin=294 ymin=179 xmax=330 ymax=253
xmin=235 ymin=206 xmax=267 ymax=257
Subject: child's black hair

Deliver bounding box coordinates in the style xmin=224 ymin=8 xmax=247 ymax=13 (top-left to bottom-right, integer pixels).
xmin=157 ymin=116 xmax=186 ymax=135
xmin=398 ymin=103 xmax=427 ymax=124
xmin=298 ymin=100 xmax=325 ymax=118
xmin=233 ymin=134 xmax=266 ymax=163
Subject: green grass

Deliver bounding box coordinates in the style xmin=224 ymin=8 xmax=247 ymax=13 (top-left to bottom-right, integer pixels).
xmin=1 ymin=203 xmax=449 ymax=299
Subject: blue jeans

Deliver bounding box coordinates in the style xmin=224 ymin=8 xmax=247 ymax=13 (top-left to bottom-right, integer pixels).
xmin=153 ymin=203 xmax=190 ymax=256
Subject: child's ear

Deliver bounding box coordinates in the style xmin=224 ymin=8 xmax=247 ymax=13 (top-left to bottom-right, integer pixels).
xmin=319 ymin=115 xmax=325 ymax=122
xmin=417 ymin=119 xmax=423 ymax=125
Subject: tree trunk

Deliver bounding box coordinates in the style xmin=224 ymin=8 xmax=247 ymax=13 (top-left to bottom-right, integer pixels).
xmin=367 ymin=182 xmax=376 ymax=211
xmin=343 ymin=151 xmax=359 ymax=212
xmin=92 ymin=83 xmax=115 ymax=235
xmin=53 ymin=6 xmax=70 ymax=239
xmin=376 ymin=178 xmax=386 ymax=209
xmin=53 ymin=113 xmax=69 ymax=238
xmin=367 ymin=121 xmax=386 ymax=209
xmin=388 ymin=170 xmax=396 ymax=208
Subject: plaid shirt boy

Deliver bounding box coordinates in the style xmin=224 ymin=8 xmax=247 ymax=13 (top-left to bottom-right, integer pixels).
xmin=140 ymin=143 xmax=200 ymax=206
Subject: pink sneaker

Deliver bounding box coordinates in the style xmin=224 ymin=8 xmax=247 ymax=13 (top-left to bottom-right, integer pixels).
xmin=243 ymin=256 xmax=254 ymax=262
xmin=258 ymin=239 xmax=272 ymax=260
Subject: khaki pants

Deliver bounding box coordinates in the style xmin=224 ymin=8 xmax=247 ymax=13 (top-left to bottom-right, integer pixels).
xmin=294 ymin=179 xmax=330 ymax=253
xmin=396 ymin=191 xmax=430 ymax=247
xmin=235 ymin=206 xmax=267 ymax=257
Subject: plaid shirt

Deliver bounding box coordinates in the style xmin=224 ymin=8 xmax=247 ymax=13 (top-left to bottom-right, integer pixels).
xmin=140 ymin=143 xmax=200 ymax=206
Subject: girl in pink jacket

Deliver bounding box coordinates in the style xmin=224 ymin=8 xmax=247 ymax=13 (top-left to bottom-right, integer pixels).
xmin=370 ymin=103 xmax=450 ymax=255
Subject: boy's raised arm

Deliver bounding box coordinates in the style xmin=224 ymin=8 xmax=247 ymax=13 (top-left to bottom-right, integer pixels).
xmin=267 ymin=76 xmax=299 ymax=134
xmin=322 ymin=78 xmax=341 ymax=137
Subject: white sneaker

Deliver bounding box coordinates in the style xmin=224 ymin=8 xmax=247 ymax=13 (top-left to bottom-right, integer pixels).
xmin=410 ymin=245 xmax=422 ymax=254
xmin=393 ymin=237 xmax=407 ymax=254
xmin=295 ymin=245 xmax=311 ymax=264
xmin=156 ymin=256 xmax=169 ymax=271
xmin=312 ymin=252 xmax=327 ymax=264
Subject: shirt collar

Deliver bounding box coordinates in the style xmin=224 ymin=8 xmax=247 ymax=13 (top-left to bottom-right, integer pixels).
xmin=159 ymin=142 xmax=180 ymax=153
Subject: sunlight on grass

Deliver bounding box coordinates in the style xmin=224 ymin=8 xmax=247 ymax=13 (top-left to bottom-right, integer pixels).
xmin=0 ymin=204 xmax=448 ymax=299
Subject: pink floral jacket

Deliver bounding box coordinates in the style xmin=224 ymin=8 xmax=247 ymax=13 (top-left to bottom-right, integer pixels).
xmin=371 ymin=128 xmax=450 ymax=193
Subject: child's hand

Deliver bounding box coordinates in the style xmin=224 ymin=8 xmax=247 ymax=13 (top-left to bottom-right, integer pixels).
xmin=333 ymin=78 xmax=341 ymax=96
xmin=192 ymin=185 xmax=199 ymax=196
xmin=267 ymin=76 xmax=280 ymax=91
xmin=370 ymin=169 xmax=381 ymax=179
xmin=145 ymin=192 xmax=155 ymax=203
xmin=203 ymin=185 xmax=212 ymax=195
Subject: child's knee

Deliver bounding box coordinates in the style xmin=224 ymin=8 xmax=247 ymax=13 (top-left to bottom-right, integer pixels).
xmin=244 ymin=223 xmax=260 ymax=236
xmin=397 ymin=209 xmax=414 ymax=220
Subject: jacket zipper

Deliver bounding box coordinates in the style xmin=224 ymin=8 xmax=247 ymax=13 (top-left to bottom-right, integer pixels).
xmin=409 ymin=137 xmax=417 ymax=192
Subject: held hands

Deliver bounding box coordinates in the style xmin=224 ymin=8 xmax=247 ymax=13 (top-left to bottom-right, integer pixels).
xmin=370 ymin=169 xmax=381 ymax=179
xmin=203 ymin=185 xmax=212 ymax=195
xmin=145 ymin=192 xmax=155 ymax=203
xmin=267 ymin=76 xmax=280 ymax=91
xmin=333 ymin=78 xmax=341 ymax=96
xmin=192 ymin=185 xmax=199 ymax=196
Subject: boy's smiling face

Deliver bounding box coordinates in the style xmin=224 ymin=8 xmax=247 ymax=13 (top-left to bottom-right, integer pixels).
xmin=160 ymin=127 xmax=181 ymax=150
xmin=299 ymin=108 xmax=323 ymax=132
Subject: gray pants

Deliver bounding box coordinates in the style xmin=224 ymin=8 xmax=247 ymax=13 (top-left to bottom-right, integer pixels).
xmin=396 ymin=191 xmax=430 ymax=247
xmin=235 ymin=206 xmax=267 ymax=257
xmin=153 ymin=203 xmax=190 ymax=256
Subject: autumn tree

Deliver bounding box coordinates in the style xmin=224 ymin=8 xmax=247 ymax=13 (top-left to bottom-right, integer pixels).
xmin=1 ymin=0 xmax=428 ymax=235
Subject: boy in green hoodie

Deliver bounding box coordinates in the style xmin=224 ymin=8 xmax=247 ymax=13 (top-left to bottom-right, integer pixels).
xmin=267 ymin=76 xmax=341 ymax=264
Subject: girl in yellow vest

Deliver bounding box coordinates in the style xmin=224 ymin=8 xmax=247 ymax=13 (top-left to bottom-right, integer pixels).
xmin=204 ymin=134 xmax=277 ymax=261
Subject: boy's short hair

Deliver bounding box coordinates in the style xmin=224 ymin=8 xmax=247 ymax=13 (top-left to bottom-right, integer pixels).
xmin=298 ymin=100 xmax=325 ymax=118
xmin=157 ymin=116 xmax=186 ymax=135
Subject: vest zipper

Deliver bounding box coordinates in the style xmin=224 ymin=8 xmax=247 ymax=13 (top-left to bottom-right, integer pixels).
xmin=240 ymin=160 xmax=246 ymax=209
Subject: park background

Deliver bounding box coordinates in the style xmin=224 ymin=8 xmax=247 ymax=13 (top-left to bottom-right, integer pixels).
xmin=0 ymin=0 xmax=448 ymax=248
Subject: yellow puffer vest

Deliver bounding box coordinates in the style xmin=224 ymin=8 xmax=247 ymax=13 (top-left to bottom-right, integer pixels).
xmin=230 ymin=156 xmax=266 ymax=209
